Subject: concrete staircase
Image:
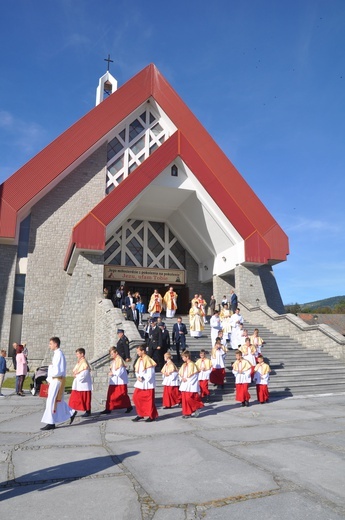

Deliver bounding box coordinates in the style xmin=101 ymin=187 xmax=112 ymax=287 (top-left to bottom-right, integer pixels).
xmin=91 ymin=315 xmax=345 ymax=400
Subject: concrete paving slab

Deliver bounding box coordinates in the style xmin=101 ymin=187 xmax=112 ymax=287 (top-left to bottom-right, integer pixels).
xmin=152 ymin=507 xmax=186 ymax=520
xmin=310 ymin=431 xmax=345 ymax=451
xmin=110 ymin=434 xmax=278 ymax=505
xmin=197 ymin=419 xmax=345 ymax=444
xmin=229 ymin=439 xmax=345 ymax=507
xmin=0 ymin=432 xmax=38 ymax=446
xmin=202 ymin=491 xmax=345 ymax=520
xmin=29 ymin=423 xmax=103 ymax=447
xmin=12 ymin=446 xmax=126 ymax=482
xmin=0 ymin=475 xmax=141 ymax=520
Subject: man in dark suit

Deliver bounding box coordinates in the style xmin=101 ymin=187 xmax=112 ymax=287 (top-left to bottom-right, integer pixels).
xmin=114 ymin=285 xmax=125 ymax=309
xmin=158 ymin=322 xmax=170 ymax=356
xmin=147 ymin=319 xmax=163 ymax=370
xmin=125 ymin=291 xmax=136 ymax=311
xmin=127 ymin=303 xmax=139 ymax=328
xmin=172 ymin=316 xmax=188 ymax=363
xmin=230 ymin=290 xmax=238 ymax=313
xmin=116 ymin=329 xmax=130 ymax=362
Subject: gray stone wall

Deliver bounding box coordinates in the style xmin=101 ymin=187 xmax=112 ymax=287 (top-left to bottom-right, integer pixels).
xmin=0 ymin=245 xmax=17 ymax=353
xmin=213 ymin=273 xmax=235 ymax=311
xmin=21 ymin=143 xmax=107 ymax=362
xmin=53 ymin=253 xmax=104 ymax=368
xmin=185 ymin=251 xmax=212 ymax=307
xmin=240 ymin=300 xmax=345 ymax=363
xmin=236 ymin=264 xmax=284 ymax=314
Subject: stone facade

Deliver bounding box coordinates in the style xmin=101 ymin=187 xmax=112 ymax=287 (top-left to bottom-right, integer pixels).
xmin=212 ymin=265 xmax=284 ymax=315
xmin=236 ymin=264 xmax=285 ymax=314
xmin=21 ymin=144 xmax=107 ymax=362
xmin=185 ymin=251 xmax=212 ymax=307
xmin=0 ymin=245 xmax=17 ymax=353
xmin=212 ymin=273 xmax=235 ymax=311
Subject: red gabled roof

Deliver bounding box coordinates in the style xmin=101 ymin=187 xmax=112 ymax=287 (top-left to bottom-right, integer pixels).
xmin=0 ymin=63 xmax=289 ymax=266
xmin=64 ymin=130 xmax=288 ymax=269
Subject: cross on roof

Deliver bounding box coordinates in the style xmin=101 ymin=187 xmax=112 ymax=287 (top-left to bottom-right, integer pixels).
xmin=104 ymin=54 xmax=114 ymax=71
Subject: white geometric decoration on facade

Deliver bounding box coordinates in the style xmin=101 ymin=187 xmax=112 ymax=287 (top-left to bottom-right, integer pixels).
xmin=104 ymin=220 xmax=186 ymax=270
xmin=106 ymin=107 xmax=169 ymax=193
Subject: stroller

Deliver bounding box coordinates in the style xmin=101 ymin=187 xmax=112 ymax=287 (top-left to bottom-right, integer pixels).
xmin=30 ymin=366 xmax=49 ymax=396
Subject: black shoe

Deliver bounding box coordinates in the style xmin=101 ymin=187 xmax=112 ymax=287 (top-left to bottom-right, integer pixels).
xmin=145 ymin=417 xmax=154 ymax=422
xmin=132 ymin=416 xmax=143 ymax=422
xmin=81 ymin=411 xmax=91 ymax=417
xmin=182 ymin=415 xmax=191 ymax=419
xmin=70 ymin=411 xmax=77 ymax=424
xmin=100 ymin=409 xmax=111 ymax=415
xmin=245 ymin=401 xmax=249 ymax=407
xmin=241 ymin=402 xmax=245 ymax=407
xmin=40 ymin=424 xmax=55 ymax=431
xmin=125 ymin=406 xmax=133 ymax=414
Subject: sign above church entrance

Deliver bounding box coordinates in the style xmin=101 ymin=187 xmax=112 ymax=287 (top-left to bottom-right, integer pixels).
xmin=104 ymin=266 xmax=186 ymax=285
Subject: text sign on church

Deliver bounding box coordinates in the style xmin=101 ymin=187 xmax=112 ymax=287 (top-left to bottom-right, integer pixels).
xmin=104 ymin=266 xmax=186 ymax=285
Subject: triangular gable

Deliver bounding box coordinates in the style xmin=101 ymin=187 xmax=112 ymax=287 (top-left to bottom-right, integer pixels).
xmin=64 ymin=131 xmax=288 ymax=271
xmin=0 ymin=63 xmax=289 ymax=267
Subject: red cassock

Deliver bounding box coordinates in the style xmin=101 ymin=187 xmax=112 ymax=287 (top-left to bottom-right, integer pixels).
xmin=69 ymin=390 xmax=92 ymax=411
xmin=235 ymin=383 xmax=251 ymax=402
xmin=181 ymin=392 xmax=204 ymax=416
xmin=209 ymin=368 xmax=225 ymax=386
xmin=106 ymin=384 xmax=131 ymax=410
xmin=133 ymin=388 xmax=159 ymax=419
xmin=199 ymin=380 xmax=210 ymax=397
xmin=256 ymin=384 xmax=269 ymax=403
xmin=162 ymin=386 xmax=182 ymax=407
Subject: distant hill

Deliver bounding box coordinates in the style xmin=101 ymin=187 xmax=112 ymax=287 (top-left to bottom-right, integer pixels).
xmin=300 ymin=295 xmax=345 ymax=311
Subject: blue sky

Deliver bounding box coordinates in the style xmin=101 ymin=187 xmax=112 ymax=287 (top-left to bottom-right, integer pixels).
xmin=1 ymin=0 xmax=344 ymax=305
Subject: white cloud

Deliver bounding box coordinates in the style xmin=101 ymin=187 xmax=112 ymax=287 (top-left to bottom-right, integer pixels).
xmin=0 ymin=110 xmax=46 ymax=154
xmin=285 ymin=216 xmax=340 ymax=234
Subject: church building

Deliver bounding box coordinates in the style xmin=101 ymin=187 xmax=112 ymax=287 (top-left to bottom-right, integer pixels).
xmin=0 ymin=63 xmax=289 ymax=364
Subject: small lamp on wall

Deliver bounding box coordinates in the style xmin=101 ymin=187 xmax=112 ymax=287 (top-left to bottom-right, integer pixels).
xmin=171 ymin=165 xmax=178 ymax=177
xmin=256 ymin=298 xmax=260 ymax=306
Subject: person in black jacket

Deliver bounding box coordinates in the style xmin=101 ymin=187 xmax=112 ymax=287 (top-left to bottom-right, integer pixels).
xmin=172 ymin=317 xmax=188 ymax=363
xmin=116 ymin=330 xmax=130 ymax=362
xmin=127 ymin=303 xmax=139 ymax=329
xmin=159 ymin=322 xmax=171 ymax=357
xmin=147 ymin=319 xmax=163 ymax=370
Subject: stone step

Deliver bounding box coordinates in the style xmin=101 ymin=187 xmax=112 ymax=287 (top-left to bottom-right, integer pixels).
xmin=90 ymin=314 xmax=345 ymax=398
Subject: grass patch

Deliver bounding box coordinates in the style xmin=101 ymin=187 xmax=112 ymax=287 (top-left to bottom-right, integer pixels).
xmin=2 ymin=375 xmax=74 ymax=393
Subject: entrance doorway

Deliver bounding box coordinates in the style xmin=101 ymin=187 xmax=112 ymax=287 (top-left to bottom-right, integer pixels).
xmin=104 ymin=281 xmax=190 ymax=314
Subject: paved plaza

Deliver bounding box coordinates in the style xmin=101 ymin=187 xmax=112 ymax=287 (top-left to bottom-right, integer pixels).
xmin=0 ymin=387 xmax=344 ymax=519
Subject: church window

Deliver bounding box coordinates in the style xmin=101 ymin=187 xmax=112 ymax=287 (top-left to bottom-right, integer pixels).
xmin=130 ymin=136 xmax=145 ymax=155
xmin=149 ymin=143 xmax=158 ymax=155
xmin=107 ymin=136 xmax=123 ymax=161
xmin=104 ymin=220 xmax=185 ymax=270
xmin=17 ymin=214 xmax=31 ymax=258
xmin=151 ymin=122 xmax=163 ymax=136
xmin=12 ymin=274 xmax=26 ymax=314
xmin=109 ymin=156 xmax=124 ymax=175
xmin=106 ymin=106 xmax=171 ymax=191
xmin=129 ymin=119 xmax=144 ymax=142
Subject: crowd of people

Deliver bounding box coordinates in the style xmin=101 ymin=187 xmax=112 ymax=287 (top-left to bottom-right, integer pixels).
xmin=2 ymin=288 xmax=270 ymax=429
